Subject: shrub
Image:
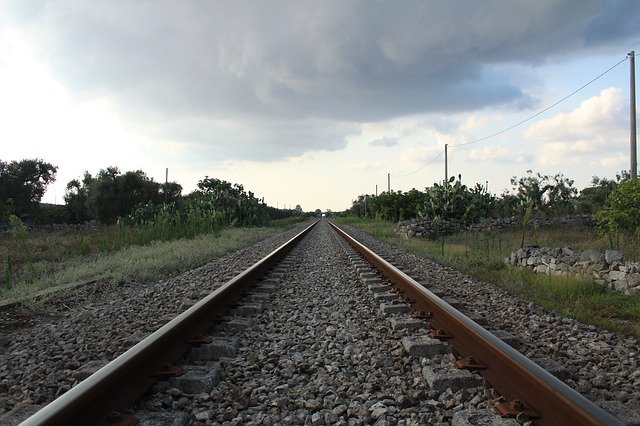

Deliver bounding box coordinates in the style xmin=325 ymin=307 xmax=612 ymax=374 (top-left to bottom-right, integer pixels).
xmin=596 ymin=179 xmax=640 ymax=235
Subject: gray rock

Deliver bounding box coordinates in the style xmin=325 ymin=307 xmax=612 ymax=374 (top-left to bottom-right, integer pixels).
xmin=136 ymin=410 xmax=190 ymax=426
xmin=609 ymin=271 xmax=627 ymax=282
xmin=605 ymin=249 xmax=624 ymax=263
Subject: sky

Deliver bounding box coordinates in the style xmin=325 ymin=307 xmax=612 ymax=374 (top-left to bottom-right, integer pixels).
xmin=1 ymin=1 xmax=640 ymax=212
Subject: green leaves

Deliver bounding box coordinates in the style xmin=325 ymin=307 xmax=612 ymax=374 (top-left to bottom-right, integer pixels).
xmin=419 ymin=176 xmax=493 ymax=223
xmin=0 ymin=158 xmax=58 ymax=220
xmin=596 ymin=179 xmax=640 ymax=236
xmin=510 ymin=170 xmax=576 ymax=216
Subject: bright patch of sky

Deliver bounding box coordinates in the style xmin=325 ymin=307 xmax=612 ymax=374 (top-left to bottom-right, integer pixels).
xmin=1 ymin=1 xmax=639 ymax=211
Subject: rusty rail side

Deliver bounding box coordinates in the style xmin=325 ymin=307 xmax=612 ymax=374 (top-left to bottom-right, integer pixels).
xmin=21 ymin=220 xmax=319 ymax=426
xmin=329 ymin=221 xmax=620 ymax=426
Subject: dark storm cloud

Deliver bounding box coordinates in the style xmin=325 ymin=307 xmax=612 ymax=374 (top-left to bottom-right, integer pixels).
xmin=6 ymin=0 xmax=640 ymax=160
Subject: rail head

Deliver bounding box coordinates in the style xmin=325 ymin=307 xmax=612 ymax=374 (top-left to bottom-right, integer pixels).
xmin=328 ymin=221 xmax=621 ymax=426
xmin=20 ymin=220 xmax=319 ymax=426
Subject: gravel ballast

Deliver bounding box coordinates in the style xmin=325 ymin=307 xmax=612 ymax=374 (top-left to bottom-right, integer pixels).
xmin=136 ymin=220 xmax=497 ymax=425
xmin=339 ymin=224 xmax=640 ymax=423
xmin=1 ymin=220 xmax=638 ymax=424
xmin=0 ymin=223 xmax=311 ymax=424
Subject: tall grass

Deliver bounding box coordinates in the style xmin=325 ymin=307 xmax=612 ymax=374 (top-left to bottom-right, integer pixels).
xmin=1 ymin=206 xmax=306 ymax=296
xmin=0 ymin=226 xmax=286 ymax=302
xmin=116 ymin=203 xmax=227 ymax=248
xmin=337 ymin=216 xmax=640 ymax=338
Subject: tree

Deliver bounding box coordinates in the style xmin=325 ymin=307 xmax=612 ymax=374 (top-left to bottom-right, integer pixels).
xmin=160 ymin=181 xmax=183 ymax=203
xmin=575 ymin=176 xmax=619 ymax=214
xmin=191 ymin=176 xmax=267 ymax=226
xmin=86 ymin=167 xmax=162 ymax=224
xmin=64 ymin=172 xmax=94 ymax=223
xmin=510 ymin=170 xmax=576 ymax=215
xmin=0 ymin=158 xmax=58 ymax=220
xmin=596 ymin=179 xmax=640 ymax=235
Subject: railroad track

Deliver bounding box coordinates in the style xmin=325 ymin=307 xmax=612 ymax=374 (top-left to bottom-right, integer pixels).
xmin=16 ymin=220 xmax=627 ymax=425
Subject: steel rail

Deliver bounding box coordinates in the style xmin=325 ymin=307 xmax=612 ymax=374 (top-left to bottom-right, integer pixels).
xmin=21 ymin=220 xmax=319 ymax=426
xmin=329 ymin=221 xmax=621 ymax=426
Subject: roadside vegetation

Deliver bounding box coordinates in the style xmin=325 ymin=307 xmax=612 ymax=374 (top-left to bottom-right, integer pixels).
xmin=0 ymin=225 xmax=295 ymax=303
xmin=338 ymin=170 xmax=640 ymax=338
xmin=1 ymin=158 xmax=319 ymax=301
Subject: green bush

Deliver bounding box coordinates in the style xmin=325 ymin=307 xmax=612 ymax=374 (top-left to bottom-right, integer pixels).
xmin=420 ymin=176 xmax=495 ymax=222
xmin=596 ymin=179 xmax=640 ymax=235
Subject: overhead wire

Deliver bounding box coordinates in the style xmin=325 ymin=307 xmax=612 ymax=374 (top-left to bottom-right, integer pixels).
xmin=390 ymin=53 xmax=630 ymax=177
xmin=391 ymin=149 xmax=444 ymax=177
xmin=451 ymin=55 xmax=629 ymax=148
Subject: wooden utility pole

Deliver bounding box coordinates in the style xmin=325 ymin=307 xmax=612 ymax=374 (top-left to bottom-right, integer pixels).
xmin=364 ymin=194 xmax=367 ymax=218
xmin=164 ymin=168 xmax=169 ymax=203
xmin=444 ymin=144 xmax=448 ymax=183
xmin=387 ymin=173 xmax=390 ymax=193
xmin=375 ymin=184 xmax=378 ymax=196
xmin=631 ymin=51 xmax=637 ymax=179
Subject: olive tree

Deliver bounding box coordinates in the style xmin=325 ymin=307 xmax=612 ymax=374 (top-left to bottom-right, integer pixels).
xmin=0 ymin=158 xmax=58 ymax=220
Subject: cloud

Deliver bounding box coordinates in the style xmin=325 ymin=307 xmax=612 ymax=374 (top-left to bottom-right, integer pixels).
xmin=525 ymin=87 xmax=627 ymax=165
xmin=590 ymin=154 xmax=627 ymax=168
xmin=141 ymin=117 xmax=356 ymax=162
xmin=345 ymin=162 xmax=385 ymax=172
xmin=468 ymin=146 xmax=534 ymax=163
xmin=3 ymin=1 xmax=639 ymax=162
xmin=515 ymin=153 xmax=535 ymax=164
xmin=369 ymin=136 xmax=398 ymax=147
xmin=400 ymin=145 xmax=443 ymax=171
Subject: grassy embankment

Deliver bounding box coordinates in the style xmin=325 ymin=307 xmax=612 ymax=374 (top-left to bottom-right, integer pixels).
xmin=336 ymin=217 xmax=640 ymax=338
xmin=0 ymin=219 xmax=305 ymax=303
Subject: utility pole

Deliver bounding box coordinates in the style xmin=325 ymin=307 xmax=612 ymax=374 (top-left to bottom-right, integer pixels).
xmin=164 ymin=168 xmax=169 ymax=203
xmin=364 ymin=194 xmax=367 ymax=218
xmin=444 ymin=144 xmax=448 ymax=183
xmin=375 ymin=184 xmax=378 ymax=196
xmin=387 ymin=173 xmax=390 ymax=193
xmin=630 ymin=51 xmax=637 ymax=179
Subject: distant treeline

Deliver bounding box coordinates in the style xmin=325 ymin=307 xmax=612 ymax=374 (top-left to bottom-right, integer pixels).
xmin=0 ymin=158 xmax=317 ymax=227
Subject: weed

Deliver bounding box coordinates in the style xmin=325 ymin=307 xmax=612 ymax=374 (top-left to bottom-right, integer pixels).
xmin=0 ymin=225 xmax=294 ymax=302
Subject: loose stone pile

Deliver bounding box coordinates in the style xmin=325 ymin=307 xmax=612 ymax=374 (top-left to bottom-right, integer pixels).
xmin=505 ymin=246 xmax=640 ymax=294
xmin=0 ymin=224 xmax=310 ymax=424
xmin=341 ymin=224 xmax=640 ymax=424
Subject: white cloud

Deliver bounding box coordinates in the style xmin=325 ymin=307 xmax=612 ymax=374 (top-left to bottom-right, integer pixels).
xmin=460 ymin=115 xmax=490 ymax=133
xmin=369 ymin=136 xmax=398 ymax=147
xmin=400 ymin=144 xmax=443 ymax=171
xmin=525 ymin=87 xmax=627 ymax=165
xmin=515 ymin=152 xmax=535 ymax=163
xmin=591 ymin=154 xmax=627 ymax=168
xmin=467 ymin=146 xmax=534 ymax=163
xmin=344 ymin=162 xmax=385 ymax=172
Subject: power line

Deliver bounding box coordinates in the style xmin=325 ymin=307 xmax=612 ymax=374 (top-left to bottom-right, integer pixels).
xmin=391 ymin=54 xmax=629 ymax=177
xmin=391 ymin=149 xmax=444 ymax=177
xmin=451 ymin=55 xmax=629 ymax=148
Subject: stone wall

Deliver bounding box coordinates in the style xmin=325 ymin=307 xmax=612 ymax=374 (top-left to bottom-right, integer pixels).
xmin=504 ymin=246 xmax=640 ymax=295
xmin=395 ymin=214 xmax=597 ymax=239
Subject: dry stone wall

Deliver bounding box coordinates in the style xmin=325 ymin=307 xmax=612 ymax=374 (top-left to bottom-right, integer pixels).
xmin=504 ymin=246 xmax=640 ymax=295
xmin=395 ymin=215 xmax=597 ymax=239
